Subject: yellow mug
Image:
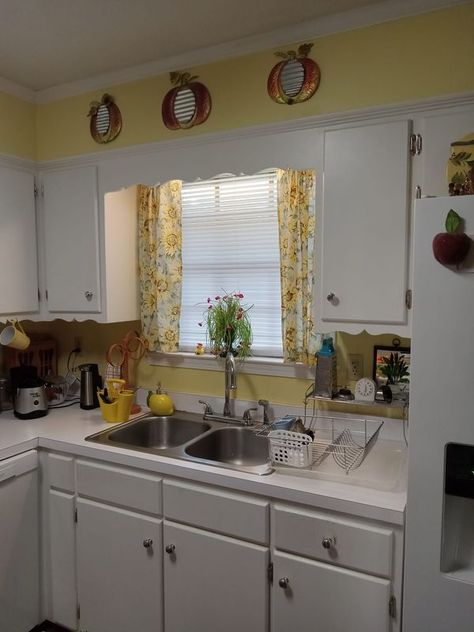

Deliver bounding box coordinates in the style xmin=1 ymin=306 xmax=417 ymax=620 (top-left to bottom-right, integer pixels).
xmin=0 ymin=320 xmax=30 ymax=350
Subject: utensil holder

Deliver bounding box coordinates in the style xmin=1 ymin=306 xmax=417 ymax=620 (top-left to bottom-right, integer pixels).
xmin=98 ymin=390 xmax=134 ymax=423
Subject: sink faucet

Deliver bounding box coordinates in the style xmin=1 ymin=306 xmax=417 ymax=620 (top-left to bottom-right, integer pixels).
xmin=258 ymin=399 xmax=271 ymax=424
xmin=223 ymin=351 xmax=236 ymax=417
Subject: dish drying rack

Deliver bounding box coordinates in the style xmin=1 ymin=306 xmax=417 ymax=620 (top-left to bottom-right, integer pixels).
xmin=257 ymin=390 xmax=383 ymax=474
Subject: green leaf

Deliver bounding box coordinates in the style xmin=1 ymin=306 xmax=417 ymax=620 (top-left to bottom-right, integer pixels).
xmin=445 ymin=209 xmax=461 ymax=233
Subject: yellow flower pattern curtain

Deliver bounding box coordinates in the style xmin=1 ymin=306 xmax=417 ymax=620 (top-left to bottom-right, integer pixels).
xmin=277 ymin=169 xmax=316 ymax=365
xmin=137 ymin=182 xmax=183 ymax=352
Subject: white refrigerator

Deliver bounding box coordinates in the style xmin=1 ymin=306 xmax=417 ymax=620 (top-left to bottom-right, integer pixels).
xmin=404 ymin=195 xmax=474 ymax=630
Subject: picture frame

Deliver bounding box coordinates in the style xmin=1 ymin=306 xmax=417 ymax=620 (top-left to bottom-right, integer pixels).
xmin=373 ymin=344 xmax=411 ymax=387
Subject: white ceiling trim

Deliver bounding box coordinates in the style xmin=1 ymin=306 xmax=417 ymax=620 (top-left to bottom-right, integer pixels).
xmin=27 ymin=0 xmax=469 ymax=104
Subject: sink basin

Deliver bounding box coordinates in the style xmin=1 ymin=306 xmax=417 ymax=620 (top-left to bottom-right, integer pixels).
xmin=86 ymin=412 xmax=273 ymax=476
xmin=87 ymin=413 xmax=210 ymax=450
xmin=184 ymin=427 xmax=272 ymax=475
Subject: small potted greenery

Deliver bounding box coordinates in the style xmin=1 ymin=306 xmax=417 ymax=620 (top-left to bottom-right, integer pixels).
xmin=199 ymin=292 xmax=253 ymax=359
xmin=379 ymin=352 xmax=410 ymax=398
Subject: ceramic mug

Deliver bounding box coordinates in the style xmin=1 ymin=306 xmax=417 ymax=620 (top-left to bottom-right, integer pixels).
xmin=0 ymin=320 xmax=30 ymax=350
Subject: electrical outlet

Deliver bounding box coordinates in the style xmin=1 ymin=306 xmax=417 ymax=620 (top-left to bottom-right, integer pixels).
xmin=349 ymin=354 xmax=363 ymax=380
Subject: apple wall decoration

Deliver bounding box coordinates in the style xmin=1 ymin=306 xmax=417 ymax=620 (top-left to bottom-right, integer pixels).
xmin=267 ymin=43 xmax=320 ymax=105
xmin=162 ymin=71 xmax=211 ymax=130
xmin=88 ymin=93 xmax=122 ymax=144
xmin=432 ymin=209 xmax=471 ymax=267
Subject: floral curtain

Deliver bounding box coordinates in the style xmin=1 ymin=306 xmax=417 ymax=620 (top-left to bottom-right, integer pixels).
xmin=137 ymin=181 xmax=182 ymax=352
xmin=276 ymin=169 xmax=317 ymax=365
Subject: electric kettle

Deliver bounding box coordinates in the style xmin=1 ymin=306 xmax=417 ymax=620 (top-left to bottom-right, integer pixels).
xmin=79 ymin=363 xmax=102 ymax=409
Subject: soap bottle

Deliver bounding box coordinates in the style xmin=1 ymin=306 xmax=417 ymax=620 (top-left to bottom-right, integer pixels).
xmin=314 ymin=336 xmax=337 ymax=399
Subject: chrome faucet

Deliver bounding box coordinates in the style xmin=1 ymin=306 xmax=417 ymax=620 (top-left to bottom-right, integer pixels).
xmin=258 ymin=399 xmax=271 ymax=424
xmin=223 ymin=351 xmax=236 ymax=417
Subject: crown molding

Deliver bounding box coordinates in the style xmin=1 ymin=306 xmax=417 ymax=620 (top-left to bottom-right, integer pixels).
xmin=0 ymin=77 xmax=36 ymax=103
xmin=37 ymin=90 xmax=474 ymax=171
xmin=0 ymin=152 xmax=36 ymax=171
xmin=31 ymin=0 xmax=470 ymax=104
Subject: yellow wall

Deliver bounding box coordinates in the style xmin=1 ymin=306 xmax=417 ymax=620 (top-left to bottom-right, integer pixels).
xmin=35 ymin=3 xmax=474 ymax=161
xmin=9 ymin=321 xmax=409 ymax=419
xmin=0 ymin=92 xmax=35 ymax=159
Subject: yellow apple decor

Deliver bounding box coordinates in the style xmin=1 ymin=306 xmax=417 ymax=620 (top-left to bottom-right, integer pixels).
xmin=147 ymin=383 xmax=175 ymax=416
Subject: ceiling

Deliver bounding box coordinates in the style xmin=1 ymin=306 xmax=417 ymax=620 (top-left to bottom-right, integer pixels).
xmin=0 ymin=0 xmax=464 ymax=95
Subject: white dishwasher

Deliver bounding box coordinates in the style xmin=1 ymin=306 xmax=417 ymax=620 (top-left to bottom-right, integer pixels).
xmin=0 ymin=449 xmax=40 ymax=632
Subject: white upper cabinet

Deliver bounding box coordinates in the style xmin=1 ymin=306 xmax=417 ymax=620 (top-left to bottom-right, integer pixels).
xmin=39 ymin=166 xmax=139 ymax=322
xmin=318 ymin=120 xmax=411 ymax=334
xmin=415 ymin=106 xmax=474 ymax=197
xmin=0 ymin=165 xmax=39 ymax=316
xmin=42 ymin=165 xmax=101 ymax=314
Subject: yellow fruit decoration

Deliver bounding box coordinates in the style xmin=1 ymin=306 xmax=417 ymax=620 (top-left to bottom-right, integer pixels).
xmin=147 ymin=383 xmax=174 ymax=416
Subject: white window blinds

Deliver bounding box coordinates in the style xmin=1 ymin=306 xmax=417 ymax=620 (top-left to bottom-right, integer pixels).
xmin=179 ymin=172 xmax=283 ymax=357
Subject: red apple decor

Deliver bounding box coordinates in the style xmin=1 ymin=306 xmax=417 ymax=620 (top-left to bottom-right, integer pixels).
xmin=267 ymin=43 xmax=320 ymax=105
xmin=432 ymin=209 xmax=471 ymax=268
xmin=88 ymin=93 xmax=122 ymax=144
xmin=162 ymin=72 xmax=211 ymax=130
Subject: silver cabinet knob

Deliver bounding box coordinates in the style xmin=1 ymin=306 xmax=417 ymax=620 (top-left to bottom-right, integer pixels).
xmin=278 ymin=577 xmax=290 ymax=589
xmin=322 ymin=537 xmax=334 ymax=550
xmin=143 ymin=538 xmax=153 ymax=548
xmin=165 ymin=543 xmax=176 ymax=554
xmin=84 ymin=291 xmax=93 ymax=300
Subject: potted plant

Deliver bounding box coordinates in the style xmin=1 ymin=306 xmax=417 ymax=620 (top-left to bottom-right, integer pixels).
xmin=378 ymin=352 xmax=410 ymax=398
xmin=199 ymin=292 xmax=253 ymax=359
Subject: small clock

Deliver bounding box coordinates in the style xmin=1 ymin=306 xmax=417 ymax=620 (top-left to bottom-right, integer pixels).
xmin=354 ymin=378 xmax=376 ymax=402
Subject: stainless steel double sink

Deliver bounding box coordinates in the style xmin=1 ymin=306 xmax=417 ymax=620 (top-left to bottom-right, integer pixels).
xmin=86 ymin=411 xmax=273 ymax=476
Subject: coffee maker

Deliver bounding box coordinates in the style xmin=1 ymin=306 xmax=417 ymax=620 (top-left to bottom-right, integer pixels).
xmin=10 ymin=366 xmax=48 ymax=419
xmin=79 ymin=363 xmax=102 ymax=409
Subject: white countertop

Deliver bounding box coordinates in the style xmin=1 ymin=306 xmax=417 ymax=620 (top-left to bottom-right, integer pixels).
xmin=0 ymin=404 xmax=407 ymax=525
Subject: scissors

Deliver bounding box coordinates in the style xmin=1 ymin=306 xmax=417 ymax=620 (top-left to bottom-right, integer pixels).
xmin=106 ymin=331 xmax=147 ymax=388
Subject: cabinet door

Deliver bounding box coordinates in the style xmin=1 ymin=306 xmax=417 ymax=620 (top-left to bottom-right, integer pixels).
xmin=42 ymin=166 xmax=101 ymax=312
xmin=77 ymin=498 xmax=162 ymax=632
xmin=0 ymin=451 xmax=39 ymax=632
xmin=164 ymin=521 xmax=269 ymax=632
xmin=48 ymin=490 xmax=77 ymax=630
xmin=321 ymin=120 xmax=410 ymax=326
xmin=0 ymin=166 xmax=38 ymax=314
xmin=272 ymin=551 xmax=391 ymax=632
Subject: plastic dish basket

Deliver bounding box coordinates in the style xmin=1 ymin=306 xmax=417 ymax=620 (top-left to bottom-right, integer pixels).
xmin=268 ymin=430 xmax=313 ymax=468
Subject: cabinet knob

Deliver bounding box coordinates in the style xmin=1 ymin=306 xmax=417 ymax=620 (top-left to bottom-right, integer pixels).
xmin=278 ymin=577 xmax=290 ymax=589
xmin=165 ymin=543 xmax=176 ymax=554
xmin=322 ymin=537 xmax=334 ymax=550
xmin=326 ymin=292 xmax=338 ymax=305
xmin=84 ymin=291 xmax=93 ymax=300
xmin=143 ymin=538 xmax=153 ymax=549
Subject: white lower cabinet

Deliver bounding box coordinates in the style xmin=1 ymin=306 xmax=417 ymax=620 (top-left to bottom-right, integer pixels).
xmin=76 ymin=498 xmax=162 ymax=632
xmin=40 ymin=453 xmax=403 ymax=632
xmin=272 ymin=551 xmax=391 ymax=632
xmin=164 ymin=521 xmax=269 ymax=632
xmin=0 ymin=450 xmax=39 ymax=632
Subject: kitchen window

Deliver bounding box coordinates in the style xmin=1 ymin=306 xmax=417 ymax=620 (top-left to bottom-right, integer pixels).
xmin=143 ymin=168 xmax=316 ymax=378
xmin=179 ymin=172 xmax=283 ymax=357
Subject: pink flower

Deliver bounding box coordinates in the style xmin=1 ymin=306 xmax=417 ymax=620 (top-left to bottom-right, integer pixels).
xmin=208 ymin=305 xmax=212 ymax=310
xmin=207 ymin=297 xmax=211 ymax=303
xmin=215 ymin=295 xmax=221 ymax=300
xmin=198 ymin=322 xmax=203 ymax=327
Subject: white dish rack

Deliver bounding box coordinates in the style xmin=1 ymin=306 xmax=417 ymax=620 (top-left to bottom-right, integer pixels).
xmin=264 ymin=410 xmax=383 ymax=474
